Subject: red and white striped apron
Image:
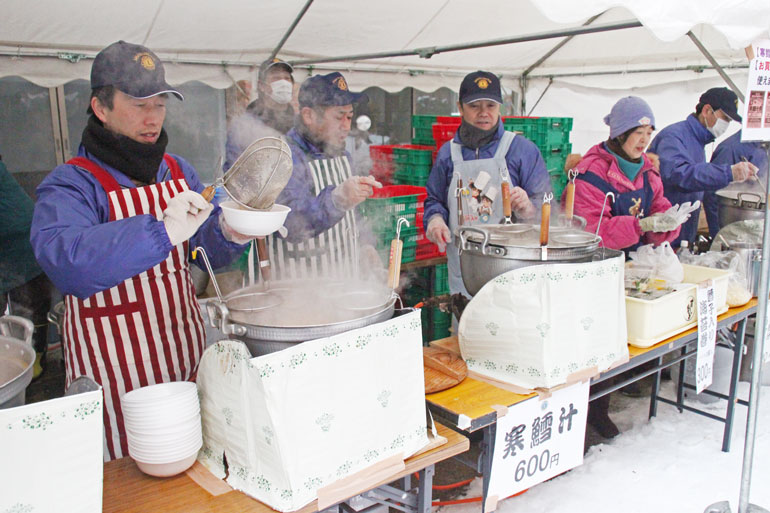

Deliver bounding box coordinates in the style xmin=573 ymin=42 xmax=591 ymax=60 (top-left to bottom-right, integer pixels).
xmin=62 ymin=155 xmax=206 ymax=461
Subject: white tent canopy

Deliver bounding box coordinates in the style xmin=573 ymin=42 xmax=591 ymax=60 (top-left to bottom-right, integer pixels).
xmin=2 ymin=0 xmax=769 ymax=92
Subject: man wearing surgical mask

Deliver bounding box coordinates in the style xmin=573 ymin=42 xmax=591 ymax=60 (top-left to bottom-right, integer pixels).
xmin=224 ymin=58 xmax=296 ymax=170
xmin=649 ymin=87 xmax=758 ymax=248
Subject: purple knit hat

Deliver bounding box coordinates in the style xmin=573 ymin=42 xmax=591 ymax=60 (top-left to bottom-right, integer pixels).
xmin=603 ymin=96 xmax=655 ymax=139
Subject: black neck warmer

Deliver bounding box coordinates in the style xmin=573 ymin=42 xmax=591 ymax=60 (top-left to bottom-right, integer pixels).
xmin=458 ymin=119 xmax=499 ymax=150
xmin=81 ymin=115 xmax=168 ymax=184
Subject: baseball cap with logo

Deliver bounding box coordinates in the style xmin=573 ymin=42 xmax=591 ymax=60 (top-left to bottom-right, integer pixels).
xmin=259 ymin=57 xmax=294 ymax=82
xmin=459 ymin=71 xmax=503 ymax=104
xmin=90 ymin=40 xmax=183 ymax=101
xmin=298 ymin=72 xmax=368 ymax=108
xmin=698 ymin=87 xmax=742 ymax=122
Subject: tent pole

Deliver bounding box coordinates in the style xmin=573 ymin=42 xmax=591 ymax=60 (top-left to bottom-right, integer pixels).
xmin=526 ymin=78 xmax=553 ymax=116
xmin=519 ymin=76 xmax=528 ymax=116
xmin=288 ymin=20 xmax=642 ymax=66
xmin=521 ymin=12 xmax=605 ymax=78
xmin=737 ymin=141 xmax=770 ymax=513
xmin=268 ymin=0 xmax=315 ymax=62
xmin=687 ymin=31 xmax=745 ymax=102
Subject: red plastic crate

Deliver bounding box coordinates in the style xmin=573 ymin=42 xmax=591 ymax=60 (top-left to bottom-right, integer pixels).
xmin=369 ymin=184 xmax=427 ymax=204
xmin=370 ymin=144 xmax=398 ymax=162
xmin=432 ymin=123 xmax=458 ymax=148
xmin=436 ymin=116 xmax=462 ymax=125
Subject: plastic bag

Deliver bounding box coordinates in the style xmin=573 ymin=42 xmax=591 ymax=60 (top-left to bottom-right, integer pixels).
xmin=678 ymin=250 xmax=752 ymax=307
xmin=627 ymin=242 xmax=684 ymax=286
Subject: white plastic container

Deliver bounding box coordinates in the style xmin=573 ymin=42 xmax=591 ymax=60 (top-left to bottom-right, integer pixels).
xmin=626 ymin=264 xmax=731 ymax=348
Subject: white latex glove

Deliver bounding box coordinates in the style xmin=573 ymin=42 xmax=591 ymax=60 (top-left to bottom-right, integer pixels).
xmin=218 ymin=214 xmax=255 ymax=245
xmin=638 ymin=212 xmax=680 ymax=233
xmin=509 ymin=186 xmax=536 ymax=219
xmin=162 ymin=190 xmax=213 ymax=246
xmin=331 ymin=175 xmax=383 ymax=210
xmin=426 ymin=215 xmax=451 ymax=252
xmin=731 ymin=161 xmax=759 ymax=182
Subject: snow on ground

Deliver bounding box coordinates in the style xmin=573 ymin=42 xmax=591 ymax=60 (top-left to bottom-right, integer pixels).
xmin=441 ymin=382 xmax=770 ymax=513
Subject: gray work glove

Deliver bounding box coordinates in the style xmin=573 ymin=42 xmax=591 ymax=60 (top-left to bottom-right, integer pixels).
xmin=162 ymin=190 xmax=213 ymax=246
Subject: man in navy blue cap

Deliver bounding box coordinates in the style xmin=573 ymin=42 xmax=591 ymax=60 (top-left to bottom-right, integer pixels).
xmin=268 ymin=71 xmax=384 ymax=279
xmin=649 ymin=86 xmax=758 ymax=247
xmin=423 ymin=70 xmax=551 ymax=297
xmin=30 ymin=40 xmax=251 ymax=460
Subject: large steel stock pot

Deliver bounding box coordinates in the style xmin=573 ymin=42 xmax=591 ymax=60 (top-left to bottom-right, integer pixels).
xmin=458 ymin=223 xmax=604 ymax=296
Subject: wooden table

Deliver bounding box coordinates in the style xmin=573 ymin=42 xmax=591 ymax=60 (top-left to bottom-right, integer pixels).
xmin=425 ymin=299 xmax=758 ymax=509
xmin=103 ymin=422 xmax=468 ymax=513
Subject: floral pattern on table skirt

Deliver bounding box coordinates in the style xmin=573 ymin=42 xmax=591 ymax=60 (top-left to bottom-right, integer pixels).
xmin=459 ymin=255 xmax=628 ymax=390
xmin=196 ymin=310 xmax=429 ymax=512
xmin=0 ymin=389 xmax=103 ymax=513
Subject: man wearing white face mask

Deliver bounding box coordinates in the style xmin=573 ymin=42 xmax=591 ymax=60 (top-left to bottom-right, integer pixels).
xmin=224 ymin=58 xmax=296 ymax=170
xmin=649 ymin=87 xmax=758 ymax=248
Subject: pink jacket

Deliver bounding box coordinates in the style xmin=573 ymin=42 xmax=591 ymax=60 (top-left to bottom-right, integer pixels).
xmin=568 ymin=143 xmax=680 ymax=251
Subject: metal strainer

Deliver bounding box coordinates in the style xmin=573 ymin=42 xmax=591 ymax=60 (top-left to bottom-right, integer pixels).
xmin=218 ymin=136 xmax=293 ymax=210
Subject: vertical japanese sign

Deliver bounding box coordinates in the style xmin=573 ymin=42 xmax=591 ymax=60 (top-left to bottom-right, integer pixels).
xmin=696 ymin=280 xmax=717 ymax=393
xmin=742 ymin=39 xmax=770 ymax=142
xmin=485 ymin=380 xmax=589 ymax=511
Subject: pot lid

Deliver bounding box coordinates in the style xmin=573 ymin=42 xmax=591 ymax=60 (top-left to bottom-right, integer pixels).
xmin=715 ymin=180 xmax=766 ymax=205
xmin=463 ymin=223 xmax=600 ymax=249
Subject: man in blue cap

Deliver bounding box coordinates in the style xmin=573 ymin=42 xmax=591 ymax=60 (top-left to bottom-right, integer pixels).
xmin=30 ymin=40 xmax=252 ymax=460
xmin=648 ymin=87 xmax=758 ymax=247
xmin=268 ymin=72 xmax=383 ymax=279
xmin=423 ymin=70 xmax=551 ymax=297
xmin=703 ymin=129 xmax=769 ymax=236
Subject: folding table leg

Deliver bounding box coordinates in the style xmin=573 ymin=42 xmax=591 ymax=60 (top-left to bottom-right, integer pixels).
xmin=416 ymin=465 xmax=434 ymax=513
xmin=676 ymin=347 xmax=687 ymax=412
xmin=722 ymin=318 xmax=748 ymax=452
xmin=481 ymin=423 xmax=496 ymax=513
xmin=649 ymin=356 xmax=662 ymax=418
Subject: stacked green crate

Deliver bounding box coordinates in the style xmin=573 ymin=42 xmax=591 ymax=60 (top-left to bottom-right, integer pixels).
xmin=502 ymin=117 xmax=573 ymax=200
xmin=393 ymin=146 xmax=434 ymax=186
xmin=411 ymin=115 xmax=437 ymax=146
xmin=431 ymin=263 xmax=451 ymax=339
xmin=373 ymin=226 xmax=419 ymax=265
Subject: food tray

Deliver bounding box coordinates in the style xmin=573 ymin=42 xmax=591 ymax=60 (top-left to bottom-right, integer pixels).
xmin=625 ymin=264 xmax=730 ymax=348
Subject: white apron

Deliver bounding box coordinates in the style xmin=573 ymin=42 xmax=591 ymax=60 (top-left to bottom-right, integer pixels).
xmin=446 ymin=131 xmax=516 ymax=297
xmin=267 ymin=155 xmax=359 ymax=280
xmin=62 ymin=156 xmax=206 ymax=460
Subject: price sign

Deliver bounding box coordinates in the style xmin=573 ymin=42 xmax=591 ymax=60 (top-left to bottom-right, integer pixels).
xmin=485 ymin=380 xmax=589 ymax=511
xmin=696 ymin=280 xmax=717 ymax=394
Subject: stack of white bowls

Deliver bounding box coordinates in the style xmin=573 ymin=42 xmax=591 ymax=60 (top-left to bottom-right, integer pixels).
xmin=121 ymin=381 xmax=202 ymax=477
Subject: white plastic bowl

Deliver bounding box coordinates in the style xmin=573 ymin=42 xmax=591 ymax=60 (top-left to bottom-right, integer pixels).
xmin=219 ymin=201 xmax=291 ymax=236
xmin=134 ymin=451 xmax=199 ymax=477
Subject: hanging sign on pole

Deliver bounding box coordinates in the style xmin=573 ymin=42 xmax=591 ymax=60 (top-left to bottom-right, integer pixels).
xmin=742 ymin=40 xmax=770 ymax=142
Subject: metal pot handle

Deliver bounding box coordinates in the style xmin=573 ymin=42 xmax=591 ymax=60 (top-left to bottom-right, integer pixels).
xmin=458 ymin=226 xmax=490 ymax=253
xmin=205 ymin=300 xmax=245 ymax=337
xmin=0 ymin=315 xmax=34 ymax=346
xmin=737 ymin=192 xmax=763 ymax=208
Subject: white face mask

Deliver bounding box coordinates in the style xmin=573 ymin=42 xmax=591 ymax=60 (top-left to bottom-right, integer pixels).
xmin=707 ymin=112 xmax=730 ymax=138
xmin=269 ymin=79 xmax=293 ymax=105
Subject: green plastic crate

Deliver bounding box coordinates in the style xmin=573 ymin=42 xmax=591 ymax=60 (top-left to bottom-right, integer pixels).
xmin=376 ymin=239 xmax=417 ymax=265
xmin=412 ymin=114 xmax=438 ymax=129
xmin=412 ymin=127 xmax=435 ymax=145
xmin=393 ymin=147 xmax=433 ymax=166
xmin=433 ymin=263 xmax=449 ymax=296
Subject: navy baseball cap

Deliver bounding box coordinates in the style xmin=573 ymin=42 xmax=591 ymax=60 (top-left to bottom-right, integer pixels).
xmin=298 ymin=72 xmax=368 ymax=108
xmin=91 ymin=41 xmax=183 ymax=101
xmin=699 ymin=87 xmax=741 ymax=122
xmin=259 ymin=57 xmax=294 ymax=82
xmin=459 ymin=71 xmax=502 ymax=104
